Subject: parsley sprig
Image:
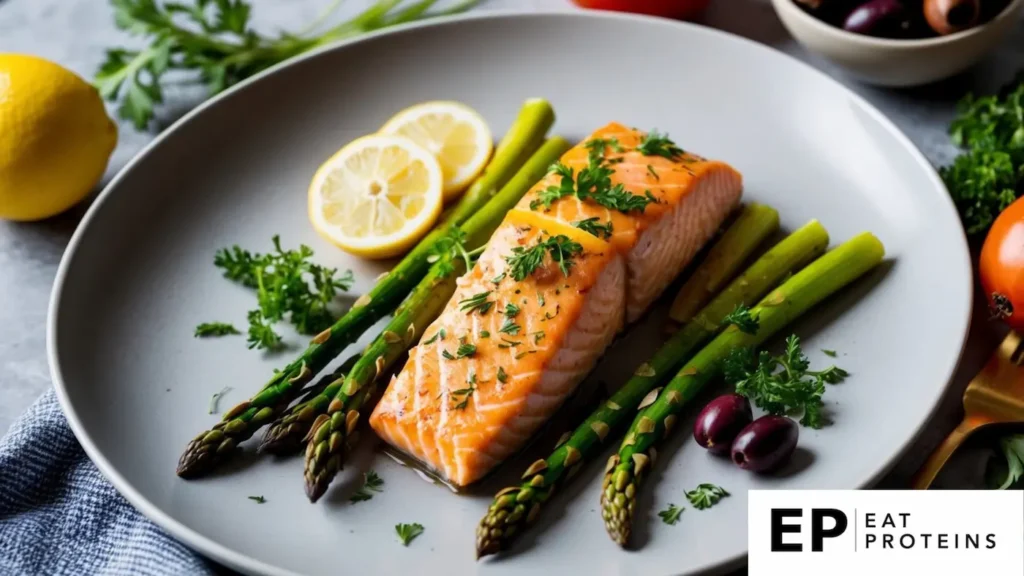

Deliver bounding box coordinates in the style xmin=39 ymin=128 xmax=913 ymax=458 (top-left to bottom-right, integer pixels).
xmin=427 ymin=226 xmax=473 ymax=277
xmin=658 ymin=503 xmax=684 ymax=525
xmin=95 ymin=0 xmax=479 ymax=130
xmin=637 ymin=129 xmax=685 ymax=159
xmin=724 ymin=335 xmax=849 ymax=428
xmin=721 ymin=304 xmax=760 ymax=334
xmin=459 ymin=291 xmax=493 ymax=315
xmin=349 ymin=470 xmax=384 ymax=503
xmin=395 ymin=523 xmax=424 ymax=546
xmin=505 ymin=235 xmax=583 ymax=281
xmin=530 ymin=144 xmax=656 ymax=214
xmin=685 ymin=484 xmax=728 ymax=510
xmin=940 ymin=74 xmax=1024 ymax=235
xmin=208 ymin=236 xmax=354 ymax=350
xmin=574 ymin=217 xmax=613 ymax=239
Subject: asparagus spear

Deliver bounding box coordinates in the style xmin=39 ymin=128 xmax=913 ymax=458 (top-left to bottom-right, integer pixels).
xmin=601 ymin=232 xmax=885 ymax=546
xmin=668 ymin=203 xmax=779 ymax=327
xmin=475 ymin=215 xmax=832 ymax=558
xmin=175 ymin=100 xmax=555 ymax=478
xmin=304 ymin=137 xmax=573 ymax=502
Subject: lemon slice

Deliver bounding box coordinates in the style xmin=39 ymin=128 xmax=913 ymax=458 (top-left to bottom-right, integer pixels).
xmin=379 ymin=101 xmax=493 ymax=202
xmin=309 ymin=134 xmax=443 ymax=259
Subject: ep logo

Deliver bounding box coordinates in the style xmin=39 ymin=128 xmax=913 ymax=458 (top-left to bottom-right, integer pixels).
xmin=770 ymin=508 xmax=848 ymax=552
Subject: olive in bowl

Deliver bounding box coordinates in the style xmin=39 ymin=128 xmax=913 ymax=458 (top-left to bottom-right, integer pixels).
xmin=772 ymin=0 xmax=1023 ymax=87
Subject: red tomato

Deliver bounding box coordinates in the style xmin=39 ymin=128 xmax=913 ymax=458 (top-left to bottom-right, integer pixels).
xmin=979 ymin=195 xmax=1024 ymax=332
xmin=572 ymin=0 xmax=713 ymax=20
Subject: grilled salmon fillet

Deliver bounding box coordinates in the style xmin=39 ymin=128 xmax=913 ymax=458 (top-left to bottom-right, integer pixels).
xmin=369 ymin=123 xmax=742 ymax=487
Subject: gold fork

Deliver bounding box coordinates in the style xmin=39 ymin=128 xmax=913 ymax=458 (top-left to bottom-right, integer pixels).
xmin=912 ymin=331 xmax=1024 ymax=489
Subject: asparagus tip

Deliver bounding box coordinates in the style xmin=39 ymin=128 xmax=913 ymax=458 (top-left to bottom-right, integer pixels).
xmin=600 ymin=465 xmax=635 ymax=547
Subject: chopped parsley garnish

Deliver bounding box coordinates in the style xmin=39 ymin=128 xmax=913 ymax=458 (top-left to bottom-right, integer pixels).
xmin=499 ymin=319 xmax=521 ymax=336
xmin=456 ymin=342 xmax=477 ymax=359
xmin=685 ymin=484 xmax=729 ymax=510
xmin=722 ymin=304 xmax=760 ymax=334
xmin=395 ymin=523 xmax=424 ymax=546
xmin=538 ymin=293 xmax=546 ymax=307
xmin=459 ymin=291 xmax=493 ymax=315
xmin=505 ymin=235 xmax=583 ymax=281
xmin=248 ymin=495 xmax=266 ymax=504
xmin=724 ymin=335 xmax=849 ymax=428
xmin=544 ymin=305 xmax=560 ymax=320
xmin=531 ymin=162 xmax=576 ymax=210
xmin=452 ymin=376 xmax=476 ymax=410
xmin=497 ymin=366 xmax=508 ymax=383
xmin=423 ymin=328 xmax=446 ymax=345
xmin=573 ymin=217 xmax=613 ymax=239
xmin=533 ymin=331 xmax=546 ymax=344
xmin=194 ymin=322 xmax=241 ymax=338
xmin=646 ymin=164 xmax=660 ymax=180
xmin=480 ymin=330 xmax=490 ymax=338
xmin=584 ymin=137 xmax=624 ymax=162
xmin=491 ymin=272 xmax=506 ymax=284
xmin=498 ymin=338 xmax=521 ymax=348
xmin=514 ymin=350 xmax=536 ymax=360
xmin=442 ymin=349 xmax=455 ymax=360
xmin=658 ymin=503 xmax=684 ymax=525
xmin=504 ymin=303 xmax=520 ymax=318
xmin=349 ymin=470 xmax=384 ymax=503
xmin=637 ymin=129 xmax=685 ymax=159
xmin=822 ymin=349 xmax=838 ymax=358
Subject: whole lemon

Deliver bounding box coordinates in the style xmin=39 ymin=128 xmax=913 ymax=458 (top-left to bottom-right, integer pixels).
xmin=0 ymin=54 xmax=118 ymax=221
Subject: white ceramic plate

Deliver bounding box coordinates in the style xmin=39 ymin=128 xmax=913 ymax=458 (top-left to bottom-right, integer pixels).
xmin=49 ymin=11 xmax=972 ymax=576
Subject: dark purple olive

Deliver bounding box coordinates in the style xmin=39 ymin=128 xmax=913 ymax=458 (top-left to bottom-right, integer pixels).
xmin=693 ymin=394 xmax=753 ymax=455
xmin=924 ymin=0 xmax=979 ymax=35
xmin=730 ymin=415 xmax=799 ymax=473
xmin=843 ymin=0 xmax=911 ymax=37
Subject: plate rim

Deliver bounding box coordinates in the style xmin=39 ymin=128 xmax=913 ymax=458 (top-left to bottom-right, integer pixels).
xmin=46 ymin=9 xmax=974 ymax=576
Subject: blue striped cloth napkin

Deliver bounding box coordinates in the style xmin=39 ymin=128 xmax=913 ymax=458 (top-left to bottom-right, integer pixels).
xmin=0 ymin=390 xmax=216 ymax=576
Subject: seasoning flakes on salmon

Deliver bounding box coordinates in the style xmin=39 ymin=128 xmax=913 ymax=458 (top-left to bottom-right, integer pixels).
xmin=369 ymin=123 xmax=742 ymax=487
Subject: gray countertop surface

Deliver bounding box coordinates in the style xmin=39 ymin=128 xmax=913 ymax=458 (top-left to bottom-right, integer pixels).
xmin=1 ymin=0 xmax=1021 ymax=566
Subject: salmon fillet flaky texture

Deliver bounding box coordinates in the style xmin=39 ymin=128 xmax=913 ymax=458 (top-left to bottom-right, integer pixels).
xmin=369 ymin=123 xmax=742 ymax=487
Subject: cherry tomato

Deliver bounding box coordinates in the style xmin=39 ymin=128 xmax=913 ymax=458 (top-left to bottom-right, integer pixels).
xmin=979 ymin=195 xmax=1024 ymax=332
xmin=571 ymin=0 xmax=713 ymax=20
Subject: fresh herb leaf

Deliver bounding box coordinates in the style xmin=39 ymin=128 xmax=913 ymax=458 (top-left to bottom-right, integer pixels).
xmin=427 ymin=226 xmax=472 ymax=277
xmin=637 ymin=129 xmax=685 ymax=159
xmin=585 ymin=182 xmax=656 ymax=213
xmin=504 ymin=303 xmax=520 ymax=318
xmin=456 ymin=343 xmax=477 ymax=359
xmin=724 ymin=335 xmax=849 ymax=428
xmin=531 ymin=162 xmax=576 ymax=211
xmin=658 ymin=503 xmax=684 ymax=525
xmin=208 ymin=386 xmax=232 ymax=414
xmin=646 ymin=164 xmax=660 ymax=181
xmin=498 ymin=338 xmax=521 ymax=348
xmin=459 ymin=291 xmax=493 ymax=315
xmin=538 ymin=293 xmax=546 ymax=307
xmin=533 ymin=331 xmax=545 ymax=344
xmin=480 ymin=330 xmax=490 ymax=338
xmin=248 ymin=495 xmax=266 ymax=504
xmin=573 ymin=217 xmax=613 ymax=239
xmin=584 ymin=137 xmax=624 ymax=162
xmin=499 ymin=319 xmax=521 ymax=336
xmin=395 ymin=523 xmax=424 ymax=546
xmin=497 ymin=366 xmax=508 ymax=383
xmin=97 ymin=0 xmax=480 ymax=131
xmin=441 ymin=349 xmax=456 ymax=361
xmin=452 ymin=375 xmax=476 ymax=410
xmin=194 ymin=322 xmax=240 ymax=337
xmin=504 ymin=235 xmax=583 ymax=281
xmin=822 ymin=349 xmax=838 ymax=358
xmin=214 ymin=236 xmax=354 ymax=350
xmin=722 ymin=304 xmax=760 ymax=334
xmin=491 ymin=272 xmax=506 ymax=284
xmin=685 ymin=484 xmax=729 ymax=510
xmin=349 ymin=470 xmax=384 ymax=503
xmin=423 ymin=330 xmax=443 ymax=345
xmin=987 ymin=434 xmax=1024 ymax=489
xmin=940 ymin=76 xmax=1024 ymax=235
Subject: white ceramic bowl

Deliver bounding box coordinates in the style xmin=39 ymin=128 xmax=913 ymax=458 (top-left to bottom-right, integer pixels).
xmin=772 ymin=0 xmax=1023 ymax=87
